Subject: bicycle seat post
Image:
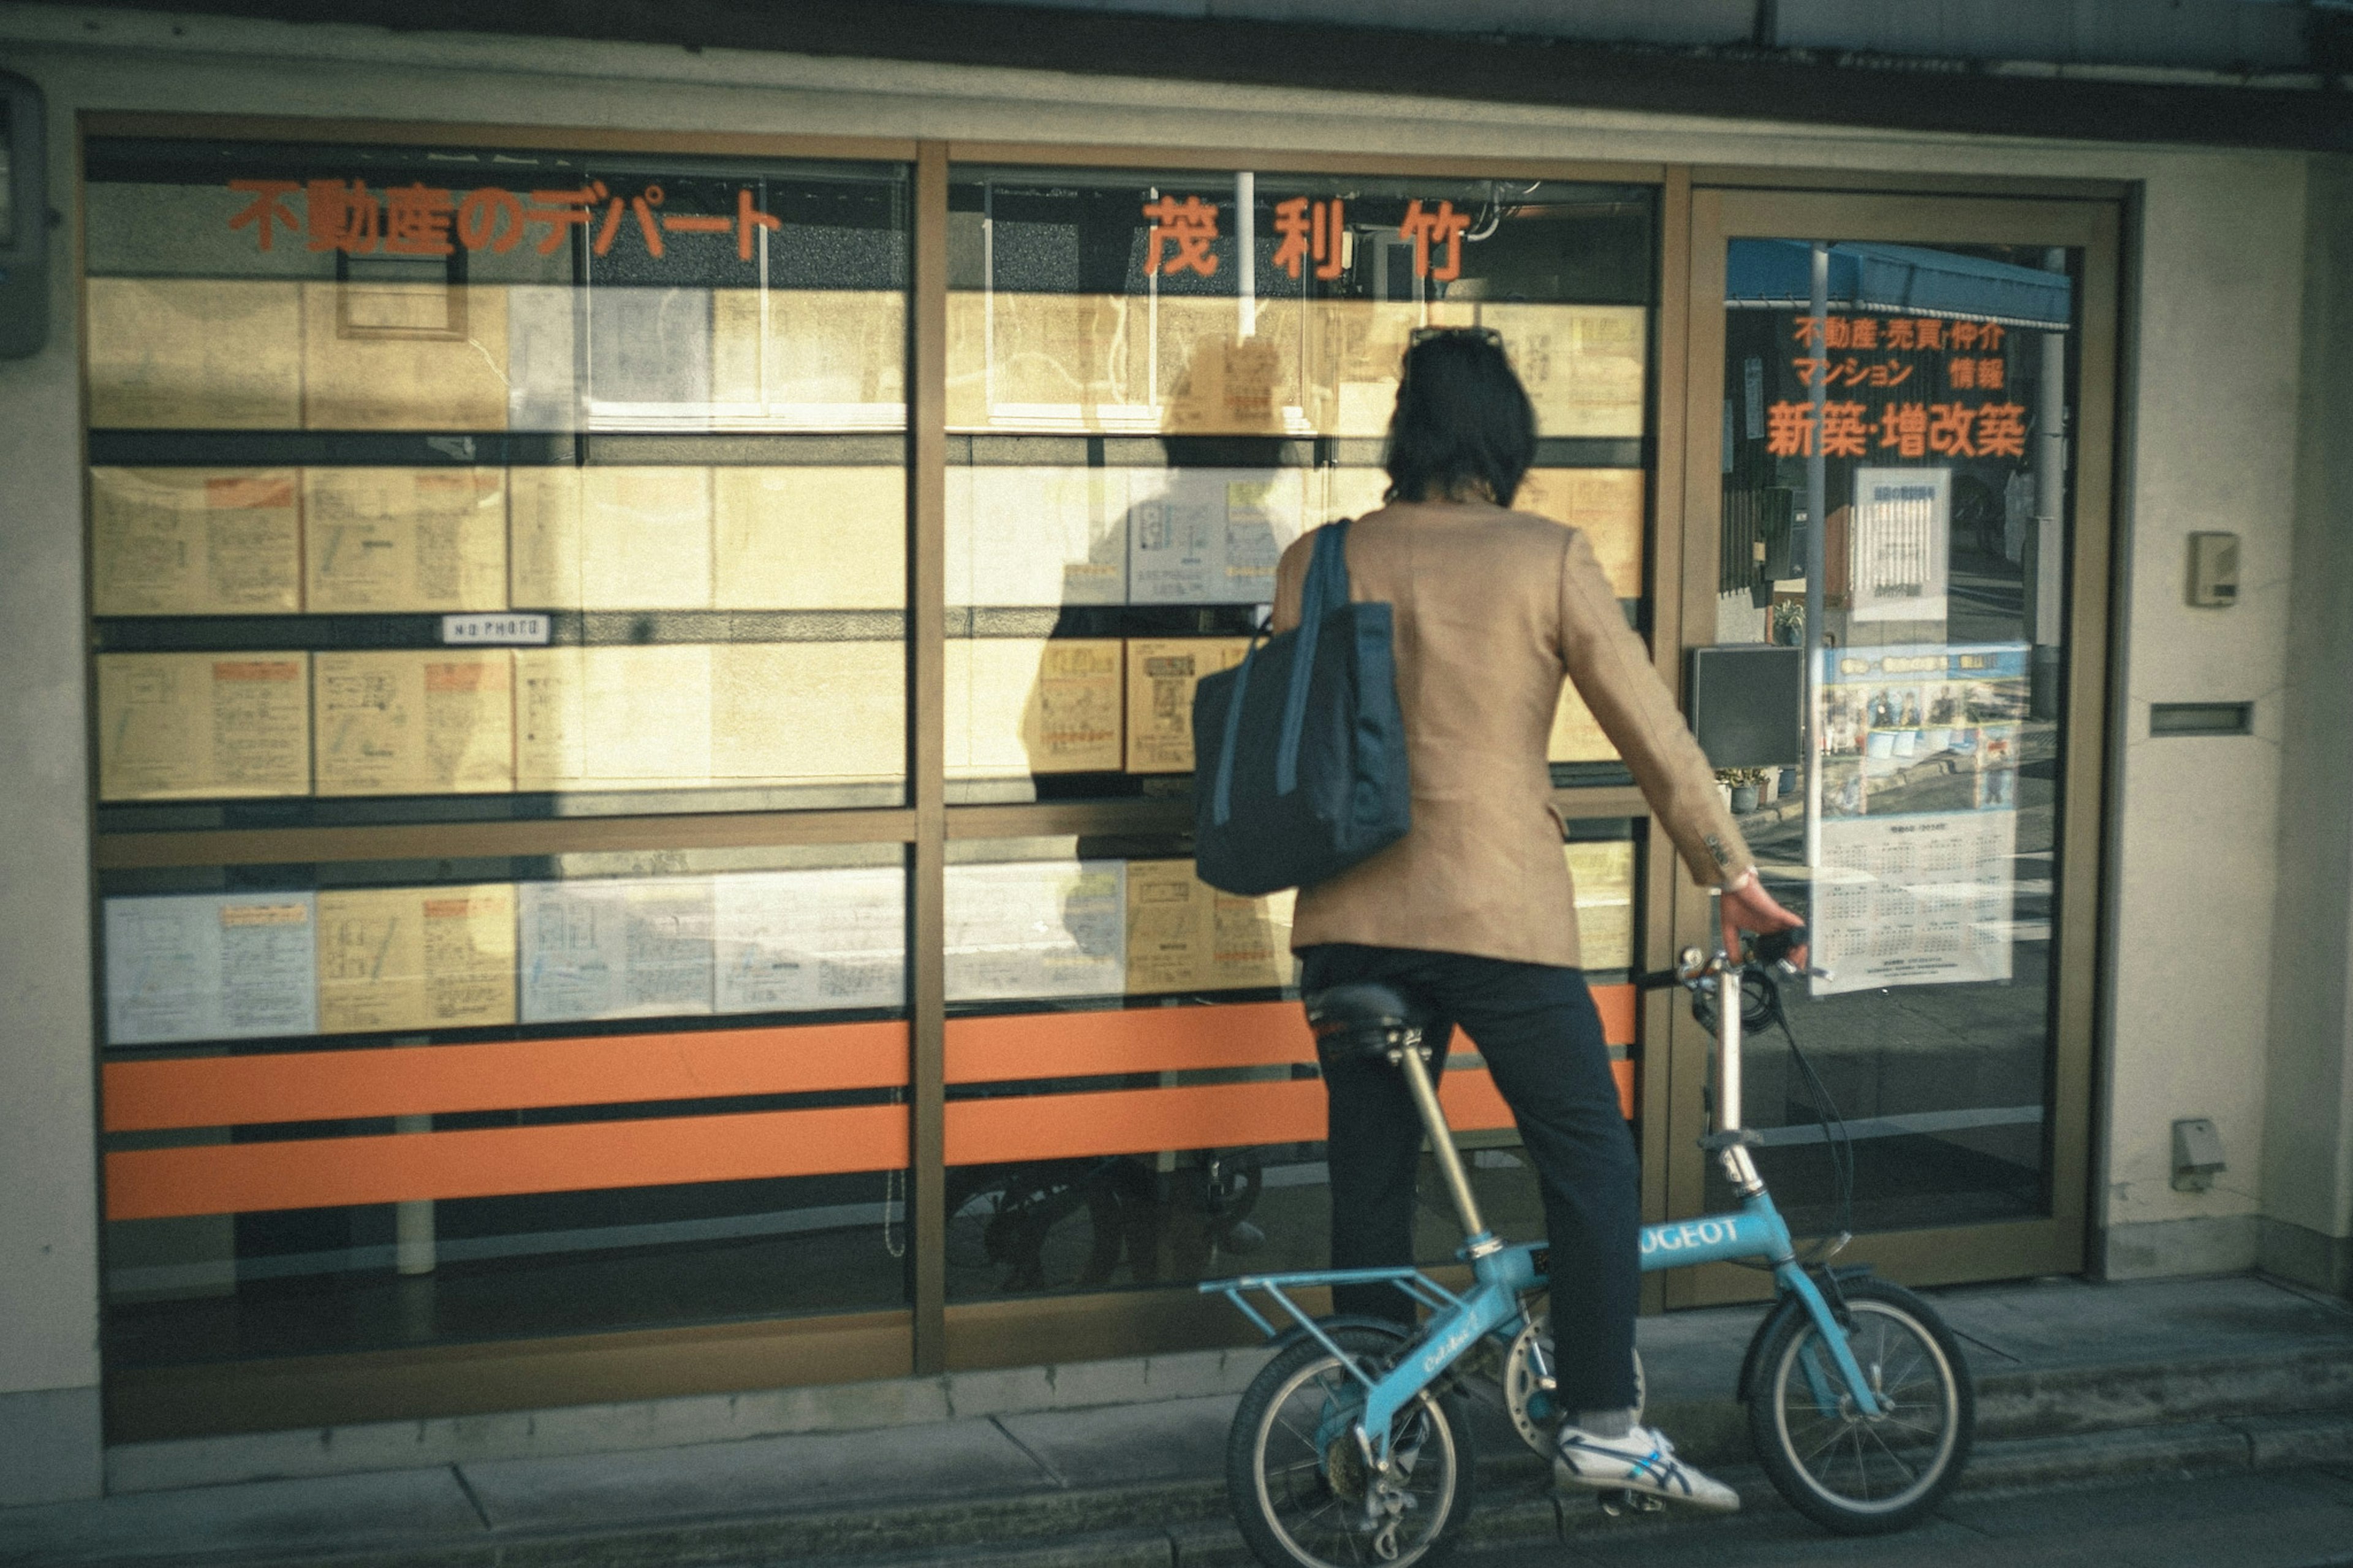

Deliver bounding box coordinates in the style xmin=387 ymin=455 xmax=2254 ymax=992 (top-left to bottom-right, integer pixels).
xmin=1392 ymin=1038 xmax=1501 ymax=1259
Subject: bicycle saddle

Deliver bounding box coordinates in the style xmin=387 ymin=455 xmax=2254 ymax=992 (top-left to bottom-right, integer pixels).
xmin=1303 ymin=983 xmax=1433 ymax=1066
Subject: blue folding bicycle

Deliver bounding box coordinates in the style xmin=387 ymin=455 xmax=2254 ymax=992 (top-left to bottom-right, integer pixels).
xmin=1203 ymin=923 xmax=1974 ymax=1567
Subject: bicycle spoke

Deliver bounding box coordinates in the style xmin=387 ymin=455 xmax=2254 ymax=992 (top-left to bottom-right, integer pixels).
xmin=1863 ymin=1422 xmax=1922 ymax=1482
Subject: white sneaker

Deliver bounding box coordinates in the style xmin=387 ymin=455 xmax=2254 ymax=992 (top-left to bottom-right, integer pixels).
xmin=1553 ymin=1422 xmax=1741 ymax=1513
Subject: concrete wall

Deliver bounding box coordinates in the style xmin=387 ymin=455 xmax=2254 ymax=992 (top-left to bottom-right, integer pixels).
xmin=0 ymin=0 xmax=2338 ymax=1494
xmin=0 ymin=42 xmax=105 ymax=1507
xmin=2260 ymin=154 xmax=2353 ymax=1297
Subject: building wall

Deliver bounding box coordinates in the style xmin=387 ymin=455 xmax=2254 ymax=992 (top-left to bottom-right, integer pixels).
xmin=0 ymin=0 xmax=2340 ymax=1498
xmin=2262 ymin=153 xmax=2353 ymax=1295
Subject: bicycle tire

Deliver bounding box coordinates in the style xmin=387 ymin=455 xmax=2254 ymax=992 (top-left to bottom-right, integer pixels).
xmin=1227 ymin=1322 xmax=1476 ymax=1568
xmin=1748 ymin=1277 xmax=1973 ymax=1534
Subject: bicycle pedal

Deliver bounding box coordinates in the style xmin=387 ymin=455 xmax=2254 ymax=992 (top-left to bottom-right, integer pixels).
xmin=1596 ymin=1488 xmax=1665 ymax=1518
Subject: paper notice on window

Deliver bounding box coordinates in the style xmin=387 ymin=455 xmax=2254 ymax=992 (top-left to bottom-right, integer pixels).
xmin=1812 ymin=812 xmax=2018 ymax=996
xmin=518 ymin=877 xmax=716 ymax=1023
xmin=713 ymin=467 xmax=905 ymax=610
xmin=90 ymin=469 xmax=302 ymax=615
xmin=1211 ymin=884 xmax=1295 ymax=990
xmin=947 ymin=637 xmax=1123 ymax=778
xmin=1032 ymin=640 xmax=1124 ymax=771
xmin=514 ymin=645 xmax=715 ymax=792
xmin=1518 ymin=469 xmax=1646 ymax=598
xmin=1809 ymin=642 xmax=2029 ymax=994
xmin=1123 ymin=859 xmax=1294 ymax=994
xmin=713 ymin=866 xmax=906 ymax=1013
xmin=948 ymin=466 xmax=1129 ymax=607
xmin=1163 ymin=325 xmax=1295 ymax=435
xmin=945 ymin=858 xmax=1126 ymax=1001
xmin=1124 ymin=857 xmax=1213 ymax=994
xmin=945 ymin=290 xmax=1137 ymax=433
xmin=314 ymin=650 xmax=515 ymax=797
xmin=317 ymin=884 xmax=517 ymax=1034
xmin=1128 ymin=468 xmax=1305 ymax=605
xmin=98 ymin=651 xmax=311 ymax=801
xmin=1421 ymin=302 xmax=1648 ymax=439
xmin=104 ymin=892 xmax=318 ymax=1046
xmin=86 ymin=279 xmax=303 ymax=430
xmin=711 ymin=289 xmax=908 ymax=430
xmin=508 ymin=466 xmax=712 ymax=610
xmin=710 ymin=642 xmax=904 ymax=787
xmin=1311 ymin=467 xmax=1395 ymax=530
xmin=304 ymin=468 xmax=507 ymax=612
xmin=1125 ymin=637 xmax=1251 ymax=773
xmin=503 ymin=283 xmax=583 ymax=433
xmin=1548 ymin=683 xmax=1620 ymax=765
xmin=301 ymin=281 xmax=509 ymax=431
xmin=1564 ymin=839 xmax=1637 ymax=971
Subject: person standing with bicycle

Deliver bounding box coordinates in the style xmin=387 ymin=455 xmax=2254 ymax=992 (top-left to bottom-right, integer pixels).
xmin=1270 ymin=329 xmax=1806 ymax=1512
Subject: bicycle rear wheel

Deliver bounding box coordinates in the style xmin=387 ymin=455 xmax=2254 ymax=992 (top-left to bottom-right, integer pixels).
xmin=1749 ymin=1278 xmax=1972 ymax=1534
xmin=1228 ymin=1322 xmax=1474 ymax=1568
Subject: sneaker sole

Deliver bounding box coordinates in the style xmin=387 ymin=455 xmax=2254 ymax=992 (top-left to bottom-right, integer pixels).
xmin=1553 ymin=1459 xmax=1742 ymax=1513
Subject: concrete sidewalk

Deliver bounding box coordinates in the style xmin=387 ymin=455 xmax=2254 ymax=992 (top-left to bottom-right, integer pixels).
xmin=4 ymin=1274 xmax=2352 ymax=1568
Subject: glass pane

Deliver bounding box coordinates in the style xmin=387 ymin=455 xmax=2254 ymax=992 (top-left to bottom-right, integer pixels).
xmin=81 ymin=138 xmax=910 ymax=827
xmin=1708 ymin=239 xmax=2077 ymax=1233
xmin=941 ymin=825 xmax=1640 ymax=1301
xmin=944 ymin=167 xmax=1655 ymax=803
xmin=100 ymin=844 xmax=912 ymax=1366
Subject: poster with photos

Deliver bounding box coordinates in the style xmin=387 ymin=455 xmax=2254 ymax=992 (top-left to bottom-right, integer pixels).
xmin=1811 ymin=642 xmax=2028 ymax=996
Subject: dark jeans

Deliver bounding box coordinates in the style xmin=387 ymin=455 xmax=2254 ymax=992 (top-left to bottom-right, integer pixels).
xmin=1300 ymin=942 xmax=1640 ymax=1413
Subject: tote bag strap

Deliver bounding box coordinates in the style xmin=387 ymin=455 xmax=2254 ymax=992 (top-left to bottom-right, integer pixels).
xmin=1275 ymin=520 xmax=1350 ymax=795
xmin=1208 ymin=520 xmax=1349 ymax=827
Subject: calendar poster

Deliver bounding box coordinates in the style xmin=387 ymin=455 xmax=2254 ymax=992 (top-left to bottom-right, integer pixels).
xmin=1811 ymin=642 xmax=2026 ymax=996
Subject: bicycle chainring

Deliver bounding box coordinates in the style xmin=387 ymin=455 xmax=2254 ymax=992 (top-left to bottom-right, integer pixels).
xmin=1503 ymin=1310 xmax=1645 ymax=1455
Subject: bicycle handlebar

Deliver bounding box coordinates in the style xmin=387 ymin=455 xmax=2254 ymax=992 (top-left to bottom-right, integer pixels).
xmin=1630 ymin=924 xmax=1810 ymax=992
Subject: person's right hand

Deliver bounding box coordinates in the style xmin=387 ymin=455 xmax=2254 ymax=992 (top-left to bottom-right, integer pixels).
xmin=1721 ymin=871 xmax=1806 ymax=969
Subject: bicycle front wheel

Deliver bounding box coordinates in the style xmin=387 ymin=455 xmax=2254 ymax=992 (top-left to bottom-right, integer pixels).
xmin=1228 ymin=1323 xmax=1474 ymax=1568
xmin=1749 ymin=1277 xmax=1973 ymax=1534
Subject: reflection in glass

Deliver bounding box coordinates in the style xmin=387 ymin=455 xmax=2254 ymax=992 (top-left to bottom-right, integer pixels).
xmin=1712 ymin=240 xmax=2077 ymax=1233
xmin=83 ymin=140 xmax=912 ymax=821
xmin=945 ymin=169 xmax=1658 ymax=802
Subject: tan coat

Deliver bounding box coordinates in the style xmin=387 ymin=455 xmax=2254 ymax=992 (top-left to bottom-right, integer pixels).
xmin=1270 ymin=499 xmax=1753 ymax=969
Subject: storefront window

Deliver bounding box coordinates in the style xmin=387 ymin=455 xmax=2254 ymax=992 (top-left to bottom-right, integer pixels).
xmin=85 ymin=135 xmax=916 ymax=1412
xmin=939 ymin=825 xmax=1643 ymax=1303
xmin=1711 ymin=239 xmax=2080 ymax=1232
xmin=943 ymin=169 xmax=1657 ymax=801
xmin=83 ymin=138 xmax=911 ymax=825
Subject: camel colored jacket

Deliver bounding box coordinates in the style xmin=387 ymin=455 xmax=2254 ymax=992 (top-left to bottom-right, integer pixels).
xmin=1270 ymin=500 xmax=1752 ymax=969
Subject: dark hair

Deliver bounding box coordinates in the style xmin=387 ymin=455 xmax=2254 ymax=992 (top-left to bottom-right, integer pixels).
xmin=1383 ymin=330 xmax=1537 ymax=508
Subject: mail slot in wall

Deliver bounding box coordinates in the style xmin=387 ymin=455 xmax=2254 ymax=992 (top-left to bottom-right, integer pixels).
xmin=2148 ymin=702 xmax=2252 ymax=737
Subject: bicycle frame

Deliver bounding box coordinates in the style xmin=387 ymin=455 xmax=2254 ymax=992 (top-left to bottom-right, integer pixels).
xmin=1202 ymin=937 xmax=1883 ymax=1470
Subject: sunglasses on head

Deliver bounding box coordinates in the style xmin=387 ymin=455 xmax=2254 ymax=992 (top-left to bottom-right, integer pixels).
xmin=1407 ymin=325 xmax=1504 ymax=349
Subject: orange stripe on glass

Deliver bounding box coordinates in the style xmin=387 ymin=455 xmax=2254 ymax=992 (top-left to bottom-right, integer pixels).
xmin=105 ymin=1102 xmax=908 ymax=1221
xmin=942 ymin=985 xmax=1633 ymax=1085
xmin=102 ymin=1021 xmax=910 ymax=1133
xmin=945 ymin=1002 xmax=1311 ymax=1083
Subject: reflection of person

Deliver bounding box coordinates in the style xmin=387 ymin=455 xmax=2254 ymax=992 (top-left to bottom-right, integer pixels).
xmin=1272 ymin=331 xmax=1800 ymax=1515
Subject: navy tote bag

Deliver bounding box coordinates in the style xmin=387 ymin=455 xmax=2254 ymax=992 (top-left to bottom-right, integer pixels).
xmin=1191 ymin=520 xmax=1411 ymax=896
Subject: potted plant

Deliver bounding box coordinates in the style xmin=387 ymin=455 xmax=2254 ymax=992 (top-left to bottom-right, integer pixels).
xmin=1716 ymin=767 xmax=1768 ymax=814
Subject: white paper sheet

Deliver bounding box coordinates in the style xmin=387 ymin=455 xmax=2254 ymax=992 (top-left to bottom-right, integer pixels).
xmin=948 ymin=466 xmax=1130 ymax=607
xmin=713 ymin=866 xmax=906 ymax=1013
xmin=104 ymin=891 xmax=319 ymax=1046
xmin=1126 ymin=468 xmax=1304 ymax=604
xmin=944 ymin=859 xmax=1126 ymax=1001
xmin=518 ymin=877 xmax=717 ymax=1023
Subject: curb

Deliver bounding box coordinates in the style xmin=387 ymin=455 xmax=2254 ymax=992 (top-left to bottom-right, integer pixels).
xmin=21 ymin=1341 xmax=2353 ymax=1568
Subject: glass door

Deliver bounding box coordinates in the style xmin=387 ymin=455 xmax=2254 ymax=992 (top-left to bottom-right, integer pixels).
xmin=1667 ymin=189 xmax=2118 ymax=1301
